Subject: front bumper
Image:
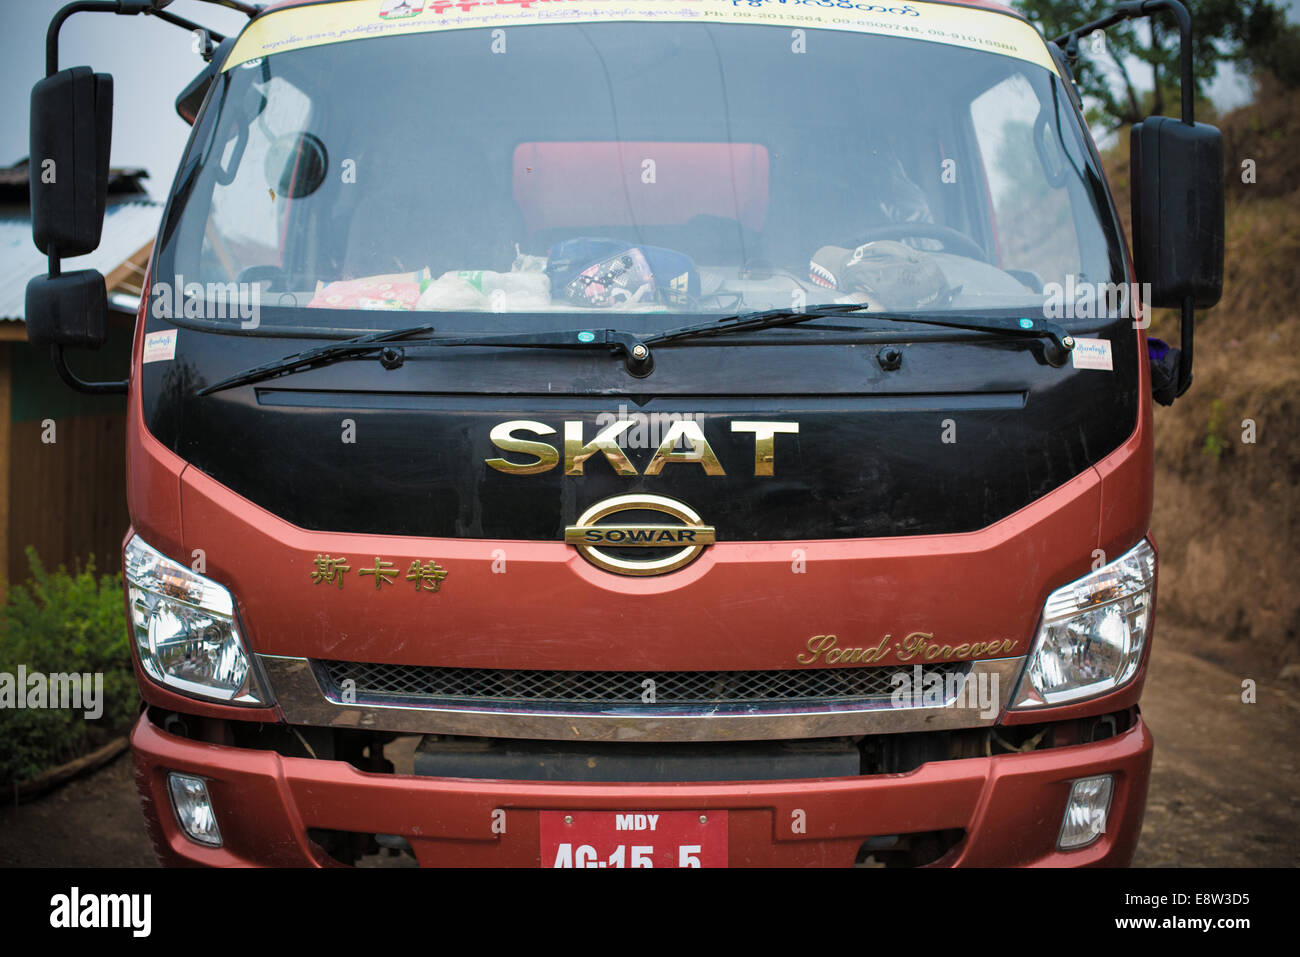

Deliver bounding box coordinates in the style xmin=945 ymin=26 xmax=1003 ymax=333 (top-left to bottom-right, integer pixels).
xmin=131 ymin=710 xmax=1153 ymax=867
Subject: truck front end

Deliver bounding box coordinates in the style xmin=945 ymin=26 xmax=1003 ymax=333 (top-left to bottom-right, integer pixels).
xmin=110 ymin=0 xmax=1170 ymax=867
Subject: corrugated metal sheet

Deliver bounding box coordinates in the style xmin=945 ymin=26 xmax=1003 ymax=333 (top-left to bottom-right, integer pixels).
xmin=0 ymin=200 xmax=162 ymax=321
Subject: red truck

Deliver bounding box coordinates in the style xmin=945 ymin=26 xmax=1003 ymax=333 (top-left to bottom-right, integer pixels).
xmin=26 ymin=0 xmax=1222 ymax=866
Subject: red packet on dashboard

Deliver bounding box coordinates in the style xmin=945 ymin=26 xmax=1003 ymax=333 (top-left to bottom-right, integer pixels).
xmin=307 ymin=269 xmax=429 ymax=310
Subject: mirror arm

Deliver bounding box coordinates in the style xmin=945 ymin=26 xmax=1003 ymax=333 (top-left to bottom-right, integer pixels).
xmin=1142 ymin=1 xmax=1197 ymax=396
xmin=1176 ymin=297 xmax=1194 ymax=397
xmin=47 ymin=2 xmax=225 ymax=77
xmin=47 ymin=3 xmax=127 ymax=75
xmin=52 ymin=345 xmax=128 ymax=396
xmin=1139 ymin=0 xmax=1194 ymax=125
xmin=1054 ymin=0 xmax=1194 ymax=124
xmin=152 ymin=8 xmax=226 ymax=42
xmin=1057 ymin=0 xmax=1201 ymax=397
xmin=193 ymin=0 xmax=260 ymax=17
xmin=42 ymin=1 xmax=218 ymax=396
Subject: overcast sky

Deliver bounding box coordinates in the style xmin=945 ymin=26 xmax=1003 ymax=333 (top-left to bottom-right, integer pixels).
xmin=1 ymin=0 xmax=1296 ymax=199
xmin=0 ymin=0 xmax=248 ymax=199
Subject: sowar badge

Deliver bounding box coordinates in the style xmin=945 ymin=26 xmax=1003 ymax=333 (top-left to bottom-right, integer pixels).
xmin=565 ymin=494 xmax=715 ymax=576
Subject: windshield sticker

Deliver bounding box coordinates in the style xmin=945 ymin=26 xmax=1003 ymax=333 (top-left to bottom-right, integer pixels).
xmin=142 ymin=329 xmax=178 ymax=364
xmin=225 ymin=0 xmax=1058 ymax=74
xmin=380 ymin=0 xmax=426 ymax=17
xmin=1070 ymin=337 xmax=1114 ymax=371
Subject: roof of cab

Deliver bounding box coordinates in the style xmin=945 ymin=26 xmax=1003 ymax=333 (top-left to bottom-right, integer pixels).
xmin=259 ymin=0 xmax=1023 ymax=18
xmin=236 ymin=0 xmax=1050 ymax=74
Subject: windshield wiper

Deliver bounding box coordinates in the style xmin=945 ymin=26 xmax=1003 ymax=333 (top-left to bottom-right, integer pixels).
xmin=386 ymin=309 xmax=874 ymax=377
xmin=198 ymin=305 xmax=1076 ymax=396
xmin=647 ymin=305 xmax=1077 ymax=366
xmin=411 ymin=307 xmax=1075 ymax=374
xmin=197 ymin=324 xmax=436 ymax=396
xmin=197 ymin=324 xmax=656 ymax=394
xmin=404 ymin=328 xmax=655 ymax=373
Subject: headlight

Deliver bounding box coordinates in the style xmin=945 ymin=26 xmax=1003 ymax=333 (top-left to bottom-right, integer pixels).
xmin=1013 ymin=540 xmax=1156 ymax=708
xmin=125 ymin=535 xmax=268 ymax=705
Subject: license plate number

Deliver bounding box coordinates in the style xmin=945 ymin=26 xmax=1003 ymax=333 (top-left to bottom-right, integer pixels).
xmin=540 ymin=811 xmax=728 ymax=868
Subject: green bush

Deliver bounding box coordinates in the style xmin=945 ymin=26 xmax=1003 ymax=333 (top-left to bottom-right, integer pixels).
xmin=0 ymin=548 xmax=137 ymax=788
xmin=1202 ymin=399 xmax=1228 ymax=460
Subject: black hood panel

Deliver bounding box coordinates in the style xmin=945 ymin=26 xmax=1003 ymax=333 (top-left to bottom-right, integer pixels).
xmin=143 ymin=319 xmax=1138 ymax=541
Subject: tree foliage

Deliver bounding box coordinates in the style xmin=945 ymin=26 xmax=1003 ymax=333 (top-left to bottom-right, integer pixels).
xmin=1013 ymin=0 xmax=1300 ymax=131
xmin=0 ymin=549 xmax=136 ymax=787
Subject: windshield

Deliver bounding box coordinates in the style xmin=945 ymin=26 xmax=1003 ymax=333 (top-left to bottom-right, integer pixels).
xmin=155 ymin=15 xmax=1125 ymax=330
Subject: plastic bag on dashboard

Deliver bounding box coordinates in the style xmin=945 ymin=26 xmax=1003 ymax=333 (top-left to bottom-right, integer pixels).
xmin=415 ymin=269 xmax=551 ymax=311
xmin=307 ymin=268 xmax=429 ymax=310
xmin=546 ymin=237 xmax=700 ymax=309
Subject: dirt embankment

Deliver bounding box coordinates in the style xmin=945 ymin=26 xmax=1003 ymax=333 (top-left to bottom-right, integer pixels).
xmin=1106 ymin=75 xmax=1300 ymax=680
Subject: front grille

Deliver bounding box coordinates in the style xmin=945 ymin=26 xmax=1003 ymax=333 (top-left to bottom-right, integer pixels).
xmin=316 ymin=659 xmax=970 ymax=710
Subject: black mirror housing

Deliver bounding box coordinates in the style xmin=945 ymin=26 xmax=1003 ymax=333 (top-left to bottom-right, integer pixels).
xmin=176 ymin=37 xmax=233 ymax=124
xmin=25 ymin=270 xmax=108 ymax=349
xmin=1130 ymin=117 xmax=1225 ymax=310
xmin=29 ymin=67 xmax=113 ymax=257
xmin=175 ymin=66 xmax=212 ymax=125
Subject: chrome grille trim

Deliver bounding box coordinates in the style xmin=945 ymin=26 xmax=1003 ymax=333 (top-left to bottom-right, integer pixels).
xmin=259 ymin=655 xmax=1026 ymax=742
xmin=315 ymin=658 xmax=969 ymax=707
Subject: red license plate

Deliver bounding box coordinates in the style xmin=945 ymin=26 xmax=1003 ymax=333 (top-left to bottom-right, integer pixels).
xmin=539 ymin=810 xmax=728 ymax=868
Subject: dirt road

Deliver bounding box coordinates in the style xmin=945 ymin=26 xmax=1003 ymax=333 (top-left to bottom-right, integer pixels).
xmin=2 ymin=625 xmax=1296 ymax=867
xmin=1134 ymin=625 xmax=1299 ymax=866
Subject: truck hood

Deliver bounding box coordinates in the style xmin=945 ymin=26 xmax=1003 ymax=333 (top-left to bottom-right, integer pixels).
xmin=142 ymin=315 xmax=1138 ymax=543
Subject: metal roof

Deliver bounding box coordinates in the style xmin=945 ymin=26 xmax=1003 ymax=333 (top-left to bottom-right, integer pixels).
xmin=0 ymin=160 xmax=150 ymax=199
xmin=0 ymin=200 xmax=162 ymax=322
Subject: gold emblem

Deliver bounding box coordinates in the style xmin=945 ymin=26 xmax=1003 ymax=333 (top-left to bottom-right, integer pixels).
xmin=795 ymin=632 xmax=1020 ymax=665
xmin=406 ymin=560 xmax=448 ymax=592
xmin=310 ymin=554 xmax=351 ymax=589
xmin=565 ymin=494 xmax=715 ymax=576
xmin=486 ymin=419 xmax=798 ymax=476
xmin=358 ymin=557 xmax=399 ymax=589
xmin=310 ymin=555 xmax=447 ymax=593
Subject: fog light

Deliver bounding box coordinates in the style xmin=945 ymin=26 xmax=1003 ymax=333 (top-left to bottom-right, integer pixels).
xmin=167 ymin=772 xmax=222 ymax=847
xmin=1058 ymin=774 xmax=1113 ymax=849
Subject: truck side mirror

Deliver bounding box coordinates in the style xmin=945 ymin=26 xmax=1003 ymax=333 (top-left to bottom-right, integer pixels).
xmin=176 ymin=64 xmax=214 ymax=125
xmin=29 ymin=66 xmax=114 ymax=258
xmin=176 ymin=37 xmax=234 ymax=125
xmin=27 ymin=0 xmax=228 ymax=395
xmin=25 ymin=270 xmax=108 ymax=349
xmin=1130 ymin=117 xmax=1225 ymax=309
